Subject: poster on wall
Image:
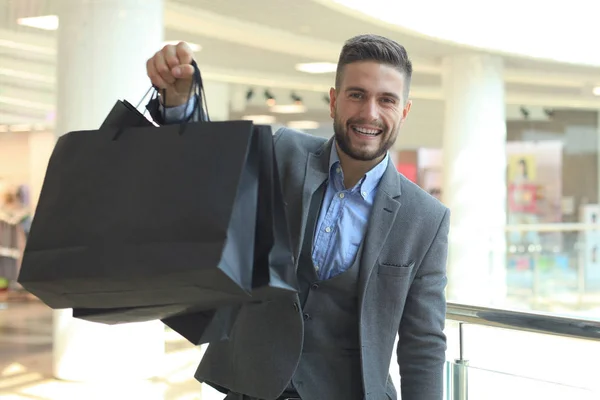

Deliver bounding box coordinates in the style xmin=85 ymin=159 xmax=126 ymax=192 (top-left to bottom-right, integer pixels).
xmin=507 ymin=154 xmax=538 ymax=214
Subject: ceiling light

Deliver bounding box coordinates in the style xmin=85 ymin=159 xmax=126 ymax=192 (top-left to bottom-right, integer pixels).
xmin=593 ymin=86 xmax=600 ymax=96
xmin=17 ymin=15 xmax=58 ymax=31
xmin=270 ymin=104 xmax=307 ymax=114
xmin=295 ymin=62 xmax=337 ymax=74
xmin=242 ymin=115 xmax=276 ymax=124
xmin=163 ymin=41 xmax=202 ymax=52
xmin=288 ymin=121 xmax=320 ymax=130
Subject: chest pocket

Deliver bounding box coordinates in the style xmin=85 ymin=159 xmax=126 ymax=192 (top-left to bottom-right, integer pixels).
xmin=377 ymin=261 xmax=415 ymax=277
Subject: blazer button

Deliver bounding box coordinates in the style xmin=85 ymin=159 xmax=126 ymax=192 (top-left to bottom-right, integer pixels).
xmin=293 ymin=302 xmax=300 ymax=312
xmin=303 ymin=313 xmax=311 ymax=321
xmin=311 ymin=283 xmax=319 ymax=289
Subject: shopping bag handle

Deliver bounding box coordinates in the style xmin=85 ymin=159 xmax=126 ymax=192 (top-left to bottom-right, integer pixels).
xmin=160 ymin=59 xmax=211 ymax=134
xmin=112 ymin=61 xmax=210 ymax=140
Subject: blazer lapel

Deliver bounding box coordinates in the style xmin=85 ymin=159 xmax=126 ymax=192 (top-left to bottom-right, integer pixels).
xmin=358 ymin=159 xmax=403 ymax=303
xmin=297 ymin=138 xmax=333 ymax=258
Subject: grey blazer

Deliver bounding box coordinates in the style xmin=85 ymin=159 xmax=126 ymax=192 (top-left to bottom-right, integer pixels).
xmin=196 ymin=128 xmax=450 ymax=400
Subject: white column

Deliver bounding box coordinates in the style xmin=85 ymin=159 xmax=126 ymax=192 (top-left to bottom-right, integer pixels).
xmin=202 ymin=80 xmax=231 ymax=121
xmin=442 ymin=54 xmax=507 ymax=306
xmin=54 ymin=0 xmax=165 ymax=383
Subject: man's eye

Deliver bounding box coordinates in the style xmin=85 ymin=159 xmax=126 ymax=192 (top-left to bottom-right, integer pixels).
xmin=349 ymin=93 xmax=362 ymax=99
xmin=381 ymin=98 xmax=395 ymax=104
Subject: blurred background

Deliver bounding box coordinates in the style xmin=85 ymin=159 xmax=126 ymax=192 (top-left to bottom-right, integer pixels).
xmin=1 ymin=0 xmax=600 ymax=399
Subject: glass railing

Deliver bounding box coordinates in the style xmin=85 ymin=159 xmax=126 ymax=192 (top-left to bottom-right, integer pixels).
xmin=505 ymin=223 xmax=600 ymax=313
xmin=444 ymin=302 xmax=600 ymax=400
xmin=446 ymin=362 xmax=597 ymax=400
xmin=447 ymin=223 xmax=600 ymax=315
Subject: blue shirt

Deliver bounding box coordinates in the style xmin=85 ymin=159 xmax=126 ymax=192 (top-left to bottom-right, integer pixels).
xmin=312 ymin=145 xmax=389 ymax=280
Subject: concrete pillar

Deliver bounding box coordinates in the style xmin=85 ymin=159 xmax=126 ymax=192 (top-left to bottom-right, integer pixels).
xmin=442 ymin=54 xmax=508 ymax=306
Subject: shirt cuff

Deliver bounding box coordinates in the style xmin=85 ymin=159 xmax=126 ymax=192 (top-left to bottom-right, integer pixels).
xmin=159 ymin=96 xmax=197 ymax=124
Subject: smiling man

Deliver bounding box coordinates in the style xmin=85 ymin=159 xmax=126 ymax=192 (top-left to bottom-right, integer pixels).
xmin=146 ymin=34 xmax=450 ymax=400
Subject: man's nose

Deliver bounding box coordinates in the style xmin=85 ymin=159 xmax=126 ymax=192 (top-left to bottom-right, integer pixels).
xmin=360 ymin=98 xmax=379 ymax=122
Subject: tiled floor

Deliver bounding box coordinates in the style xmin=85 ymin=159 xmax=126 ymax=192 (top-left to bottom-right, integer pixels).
xmin=0 ymin=299 xmax=221 ymax=400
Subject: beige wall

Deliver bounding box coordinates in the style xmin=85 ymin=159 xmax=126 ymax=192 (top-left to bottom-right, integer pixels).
xmin=0 ymin=130 xmax=55 ymax=209
xmin=396 ymin=99 xmax=444 ymax=150
xmin=0 ymin=132 xmax=30 ymax=185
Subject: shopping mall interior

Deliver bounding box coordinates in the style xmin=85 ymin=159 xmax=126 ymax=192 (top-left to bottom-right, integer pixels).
xmin=1 ymin=0 xmax=600 ymax=399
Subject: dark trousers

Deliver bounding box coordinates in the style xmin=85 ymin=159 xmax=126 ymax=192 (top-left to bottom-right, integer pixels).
xmin=224 ymin=392 xmax=301 ymax=400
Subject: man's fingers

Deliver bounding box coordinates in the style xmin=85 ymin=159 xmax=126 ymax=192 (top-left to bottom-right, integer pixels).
xmin=163 ymin=45 xmax=180 ymax=70
xmin=147 ymin=57 xmax=171 ymax=89
xmin=172 ymin=64 xmax=195 ymax=80
xmin=175 ymin=42 xmax=194 ymax=66
xmin=153 ymin=51 xmax=176 ymax=85
xmin=145 ymin=43 xmax=194 ymax=106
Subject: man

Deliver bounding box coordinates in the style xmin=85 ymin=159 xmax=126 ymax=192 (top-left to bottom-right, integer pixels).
xmin=146 ymin=34 xmax=450 ymax=400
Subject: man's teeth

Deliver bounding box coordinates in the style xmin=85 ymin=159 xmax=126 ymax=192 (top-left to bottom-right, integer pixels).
xmin=354 ymin=126 xmax=381 ymax=135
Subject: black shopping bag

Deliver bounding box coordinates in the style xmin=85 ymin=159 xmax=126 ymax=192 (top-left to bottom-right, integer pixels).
xmin=19 ymin=121 xmax=296 ymax=314
xmin=72 ymin=304 xmax=238 ymax=344
xmin=250 ymin=125 xmax=298 ymax=302
xmin=18 ymin=119 xmax=256 ymax=309
xmin=99 ymin=98 xmax=154 ymax=130
xmin=18 ymin=61 xmax=297 ymax=318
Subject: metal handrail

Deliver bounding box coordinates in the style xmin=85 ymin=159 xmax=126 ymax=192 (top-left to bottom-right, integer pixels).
xmin=445 ymin=302 xmax=600 ymax=399
xmin=446 ymin=302 xmax=600 ymax=341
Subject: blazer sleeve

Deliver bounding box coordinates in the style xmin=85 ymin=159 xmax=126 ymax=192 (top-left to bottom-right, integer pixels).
xmin=397 ymin=208 xmax=450 ymax=400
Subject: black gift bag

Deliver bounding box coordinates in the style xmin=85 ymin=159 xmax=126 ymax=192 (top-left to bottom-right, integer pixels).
xmin=72 ymin=302 xmax=237 ymax=342
xmin=18 ymin=63 xmax=297 ymax=314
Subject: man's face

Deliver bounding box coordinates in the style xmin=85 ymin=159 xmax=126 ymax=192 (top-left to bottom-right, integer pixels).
xmin=330 ymin=61 xmax=411 ymax=162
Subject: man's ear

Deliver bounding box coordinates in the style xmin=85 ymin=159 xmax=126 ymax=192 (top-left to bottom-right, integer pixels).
xmin=329 ymin=87 xmax=336 ymax=119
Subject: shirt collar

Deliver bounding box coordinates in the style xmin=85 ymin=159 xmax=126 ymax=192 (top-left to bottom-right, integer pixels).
xmin=329 ymin=142 xmax=389 ymax=199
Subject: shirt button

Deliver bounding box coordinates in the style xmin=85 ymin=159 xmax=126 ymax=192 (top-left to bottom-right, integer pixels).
xmin=315 ymin=265 xmax=319 ymax=271
xmin=339 ymin=193 xmax=345 ymax=199
xmin=336 ymin=167 xmax=341 ymax=174
xmin=362 ymin=191 xmax=367 ymax=197
xmin=325 ymin=226 xmax=331 ymax=233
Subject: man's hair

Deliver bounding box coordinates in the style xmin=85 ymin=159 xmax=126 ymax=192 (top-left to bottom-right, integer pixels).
xmin=335 ymin=34 xmax=412 ymax=99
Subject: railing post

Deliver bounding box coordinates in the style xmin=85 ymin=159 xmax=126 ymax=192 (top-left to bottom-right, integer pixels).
xmin=452 ymin=322 xmax=469 ymax=400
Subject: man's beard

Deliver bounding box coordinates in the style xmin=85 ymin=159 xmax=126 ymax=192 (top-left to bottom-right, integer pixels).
xmin=333 ymin=115 xmax=395 ymax=162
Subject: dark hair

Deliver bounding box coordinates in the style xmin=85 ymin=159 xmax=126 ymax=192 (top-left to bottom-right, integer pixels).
xmin=335 ymin=34 xmax=413 ymax=99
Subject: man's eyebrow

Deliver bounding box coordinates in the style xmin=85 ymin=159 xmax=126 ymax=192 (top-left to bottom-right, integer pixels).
xmin=345 ymin=87 xmax=401 ymax=101
xmin=345 ymin=87 xmax=366 ymax=93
